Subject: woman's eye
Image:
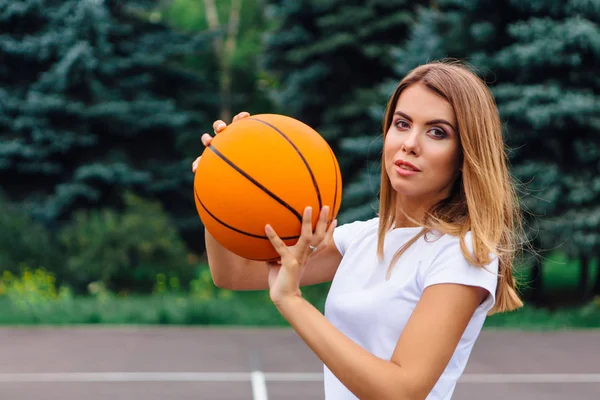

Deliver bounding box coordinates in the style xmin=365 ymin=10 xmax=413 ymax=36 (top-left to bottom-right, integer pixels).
xmin=430 ymin=128 xmax=447 ymax=139
xmin=395 ymin=120 xmax=409 ymax=129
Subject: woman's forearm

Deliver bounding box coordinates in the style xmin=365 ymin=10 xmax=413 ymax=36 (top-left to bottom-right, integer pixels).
xmin=275 ymin=296 xmax=421 ymax=400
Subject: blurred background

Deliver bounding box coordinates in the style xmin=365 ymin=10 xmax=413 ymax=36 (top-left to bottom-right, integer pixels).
xmin=1 ymin=0 xmax=599 ymax=330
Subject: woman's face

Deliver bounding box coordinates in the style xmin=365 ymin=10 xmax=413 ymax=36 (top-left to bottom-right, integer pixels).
xmin=384 ymin=83 xmax=462 ymax=206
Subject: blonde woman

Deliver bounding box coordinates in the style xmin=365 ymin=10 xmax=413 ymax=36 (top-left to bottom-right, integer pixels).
xmin=192 ymin=60 xmax=524 ymax=400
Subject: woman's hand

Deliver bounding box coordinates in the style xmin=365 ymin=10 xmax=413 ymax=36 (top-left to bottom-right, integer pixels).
xmin=191 ymin=111 xmax=250 ymax=173
xmin=265 ymin=205 xmax=337 ymax=307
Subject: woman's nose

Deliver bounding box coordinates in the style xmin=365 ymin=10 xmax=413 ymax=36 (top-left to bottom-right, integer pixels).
xmin=401 ymin=130 xmax=419 ymax=154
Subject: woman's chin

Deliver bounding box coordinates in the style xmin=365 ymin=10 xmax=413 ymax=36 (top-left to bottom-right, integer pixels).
xmin=390 ymin=180 xmax=419 ymax=196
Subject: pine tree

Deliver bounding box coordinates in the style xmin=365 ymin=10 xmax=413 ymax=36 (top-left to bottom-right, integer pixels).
xmin=0 ymin=0 xmax=215 ymax=246
xmin=381 ymin=0 xmax=600 ymax=300
xmin=262 ymin=0 xmax=428 ymax=222
xmin=487 ymin=0 xmax=600 ymax=298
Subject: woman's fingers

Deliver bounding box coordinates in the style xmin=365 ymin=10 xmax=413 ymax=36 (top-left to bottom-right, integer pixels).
xmin=325 ymin=218 xmax=338 ymax=240
xmin=192 ymin=156 xmax=202 ymax=172
xmin=298 ymin=206 xmax=314 ymax=248
xmin=212 ymin=111 xmax=251 ymax=137
xmin=197 ymin=112 xmax=250 ymax=173
xmin=201 ymin=133 xmax=212 ymax=147
xmin=195 ymin=112 xmax=250 ymax=173
xmin=293 ymin=206 xmax=317 ymax=262
xmin=265 ymin=225 xmax=296 ymax=267
xmin=212 ymin=112 xmax=249 ymax=136
xmin=232 ymin=111 xmax=250 ymax=122
xmin=311 ymin=206 xmax=329 ymax=247
xmin=213 ymin=119 xmax=227 ymax=134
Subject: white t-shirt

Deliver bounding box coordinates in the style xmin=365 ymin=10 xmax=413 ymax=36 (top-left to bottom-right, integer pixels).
xmin=324 ymin=217 xmax=498 ymax=399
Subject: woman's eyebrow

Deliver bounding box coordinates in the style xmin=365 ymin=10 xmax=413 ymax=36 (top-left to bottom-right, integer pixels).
xmin=394 ymin=111 xmax=456 ymax=132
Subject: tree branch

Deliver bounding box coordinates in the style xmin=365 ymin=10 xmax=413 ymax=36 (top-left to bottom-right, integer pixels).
xmin=202 ymin=0 xmax=223 ymax=53
xmin=225 ymin=0 xmax=242 ymax=59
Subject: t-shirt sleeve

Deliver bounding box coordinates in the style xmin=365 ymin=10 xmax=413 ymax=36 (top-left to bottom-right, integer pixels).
xmin=332 ymin=218 xmax=378 ymax=256
xmin=422 ymin=233 xmax=498 ymax=308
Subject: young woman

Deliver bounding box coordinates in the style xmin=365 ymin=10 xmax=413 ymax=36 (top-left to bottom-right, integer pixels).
xmin=192 ymin=60 xmax=524 ymax=400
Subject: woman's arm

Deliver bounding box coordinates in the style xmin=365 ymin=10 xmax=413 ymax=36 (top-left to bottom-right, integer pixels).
xmin=275 ymin=283 xmax=486 ymax=400
xmin=206 ymin=208 xmax=342 ymax=290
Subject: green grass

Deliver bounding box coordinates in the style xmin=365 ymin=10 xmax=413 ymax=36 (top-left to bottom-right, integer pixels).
xmin=0 ymin=294 xmax=287 ymax=326
xmin=0 ymin=291 xmax=598 ymax=329
xmin=484 ymin=298 xmax=600 ymax=330
xmin=0 ymin=253 xmax=598 ymax=329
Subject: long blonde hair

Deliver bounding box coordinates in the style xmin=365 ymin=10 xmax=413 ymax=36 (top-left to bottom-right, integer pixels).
xmin=377 ymin=60 xmax=524 ymax=315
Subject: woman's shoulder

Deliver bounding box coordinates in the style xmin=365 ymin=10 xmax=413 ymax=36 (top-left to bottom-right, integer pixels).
xmin=423 ymin=230 xmax=498 ymax=273
xmin=332 ymin=217 xmax=380 ymax=255
xmin=337 ymin=216 xmax=380 ymax=232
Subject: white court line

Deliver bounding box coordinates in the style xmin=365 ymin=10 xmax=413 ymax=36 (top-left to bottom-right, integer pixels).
xmin=0 ymin=372 xmax=251 ymax=382
xmin=251 ymin=371 xmax=268 ymax=400
xmin=0 ymin=372 xmax=599 ymax=384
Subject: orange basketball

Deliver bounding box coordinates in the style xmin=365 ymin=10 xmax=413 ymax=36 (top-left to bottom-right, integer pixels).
xmin=193 ymin=114 xmax=342 ymax=261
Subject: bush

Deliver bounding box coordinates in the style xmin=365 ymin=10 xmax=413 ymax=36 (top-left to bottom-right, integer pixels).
xmin=154 ymin=266 xmax=234 ymax=301
xmin=59 ymin=192 xmax=197 ymax=294
xmin=0 ymin=194 xmax=64 ymax=277
xmin=0 ymin=267 xmax=73 ymax=320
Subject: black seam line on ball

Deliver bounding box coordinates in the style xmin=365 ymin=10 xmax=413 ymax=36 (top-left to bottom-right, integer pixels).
xmin=247 ymin=117 xmax=323 ymax=211
xmin=195 ymin=190 xmax=301 ymax=241
xmin=207 ymin=144 xmax=303 ymax=222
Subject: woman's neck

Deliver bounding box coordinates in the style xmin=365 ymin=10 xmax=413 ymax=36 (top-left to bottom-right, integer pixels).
xmin=393 ymin=211 xmax=422 ymax=229
xmin=393 ymin=196 xmax=436 ymax=228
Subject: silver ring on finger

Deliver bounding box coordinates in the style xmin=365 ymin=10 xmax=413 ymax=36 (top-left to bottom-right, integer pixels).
xmin=309 ymin=245 xmax=317 ymax=252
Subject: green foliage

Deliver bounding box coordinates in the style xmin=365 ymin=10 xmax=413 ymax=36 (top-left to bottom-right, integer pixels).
xmin=1 ymin=0 xmax=598 ymax=316
xmin=0 ymin=253 xmax=598 ymax=327
xmin=162 ymin=0 xmax=275 ymax=116
xmin=0 ymin=0 xmax=216 ymax=252
xmin=153 ymin=266 xmax=235 ymax=301
xmin=0 ymin=193 xmax=63 ymax=275
xmin=0 ymin=264 xmax=284 ymax=326
xmin=539 ymin=253 xmax=599 ymax=293
xmin=516 ymin=251 xmax=599 ymax=300
xmin=0 ymin=267 xmax=73 ymax=316
xmin=59 ymin=192 xmax=196 ymax=293
xmin=479 ymin=1 xmax=600 ymax=256
xmin=0 ymin=266 xmax=598 ymax=327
